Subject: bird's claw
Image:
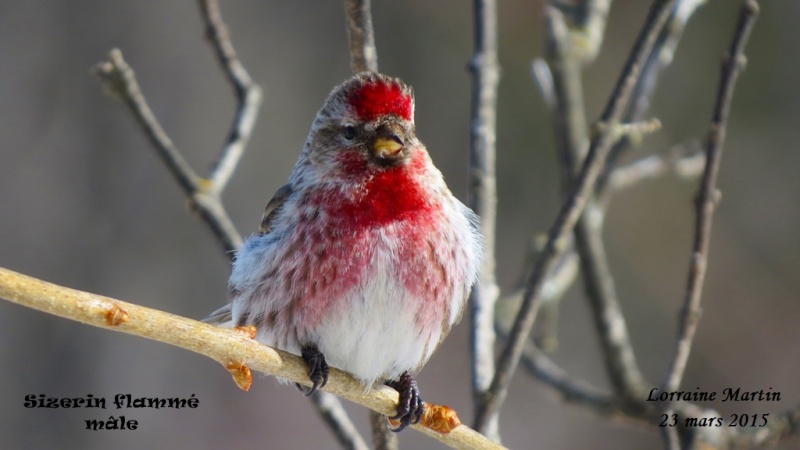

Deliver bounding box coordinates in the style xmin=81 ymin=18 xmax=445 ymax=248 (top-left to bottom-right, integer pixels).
xmin=387 ymin=371 xmax=425 ymax=432
xmin=297 ymin=344 xmax=329 ymax=396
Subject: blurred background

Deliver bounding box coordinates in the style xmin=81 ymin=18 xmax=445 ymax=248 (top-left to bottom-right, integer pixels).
xmin=1 ymin=1 xmax=799 ymax=449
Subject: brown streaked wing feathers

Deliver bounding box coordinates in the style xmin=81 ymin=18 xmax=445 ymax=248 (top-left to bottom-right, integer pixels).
xmin=259 ymin=184 xmax=293 ymax=235
xmin=203 ymin=186 xmax=291 ymax=326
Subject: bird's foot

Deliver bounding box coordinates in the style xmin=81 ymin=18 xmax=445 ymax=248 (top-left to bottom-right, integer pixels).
xmin=386 ymin=371 xmax=425 ymax=432
xmin=295 ymin=344 xmax=329 ymax=396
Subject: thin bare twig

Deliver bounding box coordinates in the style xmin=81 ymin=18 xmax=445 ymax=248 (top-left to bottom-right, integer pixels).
xmin=369 ymin=410 xmax=399 ymax=450
xmin=532 ymin=3 xmax=793 ymax=448
xmin=94 ymin=49 xmax=243 ymax=254
xmin=468 ymin=0 xmax=501 ymax=440
xmin=499 ymin=290 xmax=659 ymax=425
xmin=0 ymin=267 xmax=506 ymax=450
xmin=574 ymin=207 xmax=647 ymax=402
xmin=522 ymin=345 xmax=618 ymax=416
xmin=660 ymin=0 xmax=759 ymax=395
xmin=529 ymin=1 xmax=705 ymax=370
xmin=198 ymin=0 xmax=263 ymax=193
xmin=344 ymin=0 xmax=378 ymax=73
xmin=526 ymin=0 xmax=706 ymax=418
xmin=598 ymin=0 xmax=706 ymax=195
xmin=661 ymin=426 xmax=680 ymax=450
xmin=541 ymin=2 xmax=647 ymax=404
xmin=493 ymin=235 xmax=580 ymax=354
xmin=495 ymin=309 xmax=616 ymax=416
xmin=543 ymin=6 xmax=589 ymax=189
xmin=474 ymin=0 xmax=679 ymax=432
xmin=606 ymin=143 xmax=705 ymax=195
xmin=624 ymin=0 xmax=705 ymax=124
xmin=545 ymin=0 xmax=612 ymax=67
xmin=535 ymin=1 xmax=704 ymax=401
xmin=312 ymin=393 xmax=370 ymax=450
xmin=529 ymin=6 xmax=589 ymax=356
xmin=559 ymin=0 xmax=612 ymax=65
xmin=93 ymin=55 xmax=198 ymax=195
xmin=529 ymin=49 xmax=580 ymax=353
xmin=658 ymin=3 xmax=759 ymax=448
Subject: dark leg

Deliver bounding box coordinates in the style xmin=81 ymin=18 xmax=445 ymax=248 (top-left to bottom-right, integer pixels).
xmin=385 ymin=371 xmax=425 ymax=432
xmin=295 ymin=343 xmax=329 ymax=396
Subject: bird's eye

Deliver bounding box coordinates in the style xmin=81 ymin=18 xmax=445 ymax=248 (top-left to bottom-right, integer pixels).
xmin=343 ymin=125 xmax=357 ymax=140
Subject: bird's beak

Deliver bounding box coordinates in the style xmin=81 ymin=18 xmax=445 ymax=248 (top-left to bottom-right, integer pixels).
xmin=372 ymin=135 xmax=404 ymax=159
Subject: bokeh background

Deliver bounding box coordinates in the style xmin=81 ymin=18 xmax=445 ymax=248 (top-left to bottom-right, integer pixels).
xmin=1 ymin=1 xmax=799 ymax=449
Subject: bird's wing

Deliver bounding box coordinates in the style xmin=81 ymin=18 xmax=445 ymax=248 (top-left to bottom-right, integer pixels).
xmin=259 ymin=183 xmax=293 ymax=235
xmin=205 ymin=184 xmax=293 ymax=326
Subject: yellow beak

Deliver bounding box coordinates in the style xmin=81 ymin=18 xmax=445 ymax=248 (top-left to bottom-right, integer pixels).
xmin=372 ymin=137 xmax=404 ymax=159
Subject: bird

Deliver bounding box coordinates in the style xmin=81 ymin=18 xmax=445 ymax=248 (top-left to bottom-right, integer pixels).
xmin=206 ymin=72 xmax=483 ymax=431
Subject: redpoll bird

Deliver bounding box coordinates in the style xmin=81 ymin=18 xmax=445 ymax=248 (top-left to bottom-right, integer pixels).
xmin=207 ymin=72 xmax=483 ymax=431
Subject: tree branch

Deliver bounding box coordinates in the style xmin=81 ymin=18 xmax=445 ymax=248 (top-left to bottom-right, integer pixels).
xmin=369 ymin=409 xmax=399 ymax=450
xmin=93 ymin=51 xmax=199 ymax=198
xmin=597 ymin=0 xmax=706 ymax=196
xmin=474 ymin=0 xmax=679 ymax=432
xmin=0 ymin=267 xmax=506 ymax=450
xmin=534 ymin=3 xmax=797 ymax=448
xmin=529 ymin=0 xmax=706 ymax=366
xmin=312 ymin=393 xmax=370 ymax=450
xmin=542 ymin=2 xmax=647 ymax=404
xmin=495 ymin=308 xmax=618 ymax=418
xmin=657 ymin=3 xmax=759 ymax=447
xmin=344 ymin=0 xmax=378 ymax=73
xmin=606 ymin=143 xmax=705 ymax=194
xmin=574 ymin=206 xmax=647 ymax=403
xmin=661 ymin=426 xmax=681 ymax=450
xmin=558 ymin=0 xmax=612 ymax=66
xmin=197 ymin=0 xmax=263 ymax=193
xmin=468 ymin=0 xmax=501 ymax=441
xmin=537 ymin=0 xmax=707 ymax=404
xmin=542 ymin=5 xmax=589 ymax=191
xmin=660 ymin=0 xmax=759 ymax=394
xmin=94 ymin=49 xmax=243 ymax=254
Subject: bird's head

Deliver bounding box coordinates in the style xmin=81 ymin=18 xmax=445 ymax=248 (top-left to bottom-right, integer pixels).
xmin=299 ymin=72 xmax=422 ymax=183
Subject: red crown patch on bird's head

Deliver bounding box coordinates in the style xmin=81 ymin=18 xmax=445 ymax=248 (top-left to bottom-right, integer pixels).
xmin=348 ymin=74 xmax=413 ymax=122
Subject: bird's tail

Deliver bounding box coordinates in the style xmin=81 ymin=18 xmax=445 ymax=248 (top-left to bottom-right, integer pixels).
xmin=203 ymin=304 xmax=234 ymax=327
